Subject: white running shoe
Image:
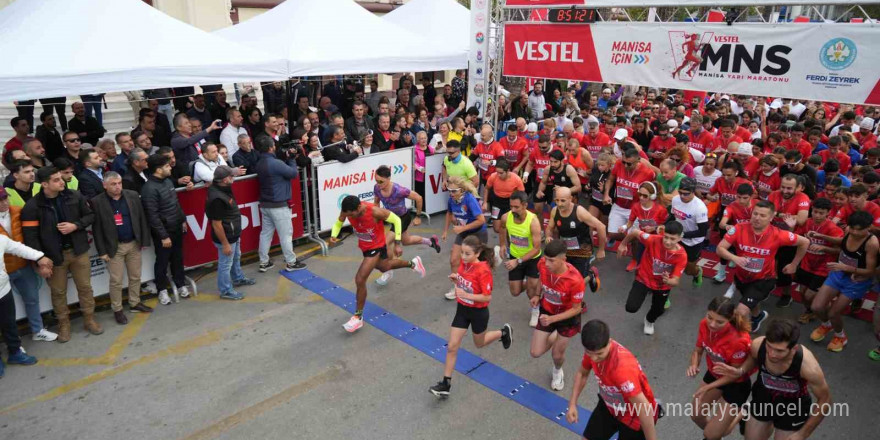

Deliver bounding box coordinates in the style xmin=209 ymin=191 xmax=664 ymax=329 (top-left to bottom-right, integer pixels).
xmin=551 ymin=368 xmax=565 ymax=391
xmin=179 ymin=286 xmax=191 ymax=298
xmin=376 ymin=271 xmax=393 ymax=285
xmin=724 ymin=283 xmax=736 ymax=299
xmin=142 ymin=282 xmax=158 ymax=294
xmin=529 ymin=307 xmax=540 ymax=328
xmin=445 ymin=287 xmax=457 ymax=300
xmin=159 ymin=289 xmax=172 ymax=305
xmin=643 ymin=318 xmax=655 ymax=335
xmin=411 ymin=256 xmax=426 ymax=278
xmin=343 ymin=315 xmax=364 ymax=333
xmin=32 ymin=328 xmax=58 ymax=342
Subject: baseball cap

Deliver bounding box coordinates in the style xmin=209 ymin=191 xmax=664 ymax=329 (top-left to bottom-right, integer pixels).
xmin=0 ymin=187 xmax=7 ymax=200
xmin=213 ymin=165 xmax=235 ymax=182
xmin=737 ymin=143 xmax=753 ymax=156
xmin=613 ymin=128 xmax=628 ymax=141
xmin=860 ymin=117 xmax=875 ymax=130
xmin=555 ymin=132 xmax=566 ymax=139
xmin=679 ymin=177 xmax=697 ymax=192
xmin=667 ymin=119 xmax=679 ymax=129
xmin=526 ymin=122 xmax=538 ymax=132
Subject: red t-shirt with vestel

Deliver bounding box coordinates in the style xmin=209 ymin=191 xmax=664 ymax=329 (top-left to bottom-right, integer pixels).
xmin=453 ymin=260 xmax=493 ymax=309
xmin=755 ymin=170 xmax=780 ymax=200
xmin=723 ymin=199 xmax=756 ymax=226
xmin=856 ymin=131 xmax=878 ymax=151
xmin=635 ymin=233 xmax=687 ymax=291
xmin=696 ymin=319 xmax=751 ymax=383
xmin=687 ymin=129 xmax=715 ymax=155
xmin=710 ymin=177 xmax=752 ymax=207
xmin=610 ymin=162 xmax=656 ymax=210
xmin=538 ymin=258 xmax=585 ymax=315
xmin=740 ymin=156 xmax=760 ymax=179
xmin=498 ymin=136 xmax=528 ymax=169
xmin=818 ymin=150 xmax=851 ymax=174
xmin=473 ymin=141 xmax=505 ymax=180
xmin=348 ymin=203 xmax=386 ymax=251
xmin=628 ymin=202 xmax=668 ymax=231
xmin=580 ymin=132 xmax=612 ymax=159
xmin=529 ymin=146 xmax=560 ymax=184
xmin=832 ymin=201 xmax=880 ymax=228
xmin=767 ymin=191 xmax=811 ymax=231
xmin=581 ymin=340 xmax=658 ymax=431
xmin=711 ymin=134 xmax=743 ymax=153
xmin=648 ymin=135 xmax=676 ymax=164
xmin=797 ymin=219 xmax=844 ymax=276
xmin=780 ymin=138 xmax=813 ymax=160
xmin=724 ymin=223 xmax=799 ymax=283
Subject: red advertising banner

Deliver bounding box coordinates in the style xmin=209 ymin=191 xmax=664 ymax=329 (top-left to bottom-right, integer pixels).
xmin=502 ymin=23 xmax=602 ymax=82
xmin=177 ymin=176 xmax=305 ymax=268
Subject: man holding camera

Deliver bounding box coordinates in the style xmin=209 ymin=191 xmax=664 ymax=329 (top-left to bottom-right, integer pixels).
xmin=255 ymin=136 xmax=306 ymax=273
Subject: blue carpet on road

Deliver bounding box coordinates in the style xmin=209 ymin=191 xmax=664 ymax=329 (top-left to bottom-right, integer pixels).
xmin=283 ymin=269 xmax=594 ymax=436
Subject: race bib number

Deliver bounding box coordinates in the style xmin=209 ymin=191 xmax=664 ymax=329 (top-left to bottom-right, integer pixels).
xmin=598 ymin=386 xmax=627 ymax=414
xmin=721 ymin=193 xmax=736 ymax=206
xmin=356 ymin=230 xmax=375 ymax=242
xmin=478 ymin=158 xmax=489 ymax=171
xmin=639 ymin=219 xmax=656 ymax=228
xmin=510 ymin=235 xmax=529 ymax=248
xmin=537 ymin=168 xmax=545 ymax=180
xmin=114 ymin=213 xmax=123 ymax=226
xmin=455 ymin=279 xmax=475 ymax=305
xmin=744 ymin=257 xmax=765 ymax=273
xmin=541 ymin=285 xmax=563 ymax=305
xmin=617 ymin=186 xmax=633 ymax=200
xmin=491 ymin=206 xmax=501 ymax=219
xmin=839 ymin=253 xmax=859 ymax=268
xmin=651 ymin=258 xmax=674 ymax=276
xmin=562 ymin=236 xmax=580 ymax=250
xmin=592 ymin=188 xmax=604 ymax=201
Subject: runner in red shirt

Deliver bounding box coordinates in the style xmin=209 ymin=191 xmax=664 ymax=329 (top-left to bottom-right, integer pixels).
xmin=779 ymin=124 xmax=813 ymax=159
xmin=754 ymin=156 xmax=781 ymax=200
xmin=619 ymin=221 xmax=688 ymax=335
xmin=568 ymin=319 xmax=659 ymax=440
xmin=687 ymin=297 xmax=752 ymax=440
xmin=530 ymin=240 xmax=586 ymax=392
xmin=794 ymin=198 xmax=844 ymax=325
xmin=648 ymin=124 xmax=676 ymax=166
xmin=687 ymin=114 xmax=715 ymax=156
xmin=330 ymin=197 xmax=427 ymax=333
xmin=710 ymin=120 xmax=743 ymax=154
xmin=818 ymin=136 xmax=851 ymax=175
xmin=831 ymin=183 xmax=880 ymax=231
xmin=856 ymin=118 xmax=878 ymax=151
xmin=716 ymin=200 xmax=809 ymax=331
xmin=580 ymin=119 xmax=612 ymax=159
xmin=429 ymin=235 xmax=511 ymax=397
xmin=523 ymin=134 xmax=559 ymax=188
xmin=714 ymin=183 xmax=757 ymax=285
xmin=605 ymin=148 xmax=657 ymax=241
xmin=471 ymin=124 xmax=505 ymax=184
xmin=709 ymin=162 xmax=752 ymax=209
xmin=498 ymin=125 xmax=529 ymax=173
xmin=620 ymin=182 xmax=667 ymax=272
xmin=767 ymin=175 xmax=810 ymax=232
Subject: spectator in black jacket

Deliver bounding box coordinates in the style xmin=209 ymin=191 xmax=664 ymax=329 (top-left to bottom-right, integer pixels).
xmin=141 ymin=154 xmax=188 ymax=305
xmin=157 ymin=147 xmax=194 ymax=190
xmin=122 ymin=147 xmax=149 ymax=193
xmin=344 ymin=101 xmax=375 ymax=144
xmin=232 ymin=134 xmax=259 ymax=175
xmin=35 ymin=111 xmax=64 ymax=161
xmin=68 ymin=102 xmax=106 ymax=146
xmin=321 ymin=126 xmax=360 ymax=163
xmin=170 ymin=113 xmax=222 ymax=167
xmin=76 ymin=148 xmax=105 ymax=200
xmin=22 ymin=166 xmax=98 ymax=342
xmin=92 ymin=172 xmax=153 ymax=324
xmin=373 ymin=114 xmax=402 ymax=153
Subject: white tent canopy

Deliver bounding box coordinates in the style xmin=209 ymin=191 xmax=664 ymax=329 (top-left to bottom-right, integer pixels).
xmin=382 ymin=0 xmax=470 ymax=67
xmin=0 ymin=0 xmax=288 ymax=102
xmin=214 ymin=0 xmax=467 ymax=76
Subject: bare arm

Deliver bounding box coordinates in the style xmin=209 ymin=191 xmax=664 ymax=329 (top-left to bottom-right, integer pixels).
xmin=579 ymin=206 xmax=607 ymax=257
xmin=630 ymin=393 xmax=658 ymax=440
xmin=798 ymin=348 xmax=831 ymax=438
xmin=567 ymin=165 xmax=581 ymax=194
xmin=407 ymin=191 xmax=423 ymax=216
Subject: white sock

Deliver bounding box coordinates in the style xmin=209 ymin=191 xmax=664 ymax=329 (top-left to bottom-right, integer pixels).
xmin=835 ymin=331 xmax=846 ymax=337
xmin=554 ymin=366 xmax=563 ymax=375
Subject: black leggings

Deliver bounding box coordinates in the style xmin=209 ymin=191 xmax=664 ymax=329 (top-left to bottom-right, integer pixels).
xmin=776 ymin=246 xmax=796 ymax=288
xmin=0 ymin=292 xmax=22 ymax=354
xmin=625 ymin=281 xmax=669 ymax=323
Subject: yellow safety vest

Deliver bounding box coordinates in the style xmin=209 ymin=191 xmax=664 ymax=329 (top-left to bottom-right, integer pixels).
xmin=6 ymin=183 xmax=41 ymax=208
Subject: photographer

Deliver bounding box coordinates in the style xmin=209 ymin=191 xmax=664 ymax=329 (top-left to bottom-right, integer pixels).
xmin=254 ymin=136 xmax=306 ymax=272
xmin=321 ymin=126 xmax=360 ymax=164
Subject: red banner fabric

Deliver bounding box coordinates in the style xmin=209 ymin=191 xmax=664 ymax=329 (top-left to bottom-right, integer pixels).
xmin=177 ymin=176 xmax=305 ymax=268
xmin=502 ymin=23 xmax=602 ymax=82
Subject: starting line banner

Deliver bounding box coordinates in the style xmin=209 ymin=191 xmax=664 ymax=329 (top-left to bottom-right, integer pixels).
xmin=503 ymin=22 xmax=880 ymax=105
xmin=315 ymin=149 xmax=414 ymax=231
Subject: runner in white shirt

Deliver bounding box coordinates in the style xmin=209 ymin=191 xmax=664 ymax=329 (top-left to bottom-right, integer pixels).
xmin=693 ymin=153 xmax=722 ymax=200
xmin=669 ymin=178 xmax=710 ymax=298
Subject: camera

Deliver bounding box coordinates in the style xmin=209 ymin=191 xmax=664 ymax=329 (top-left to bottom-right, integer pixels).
xmin=276 ymin=135 xmax=300 ymax=160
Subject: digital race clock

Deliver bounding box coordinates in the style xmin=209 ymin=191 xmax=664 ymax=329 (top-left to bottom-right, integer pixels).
xmin=547 ymin=8 xmax=599 ymax=23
